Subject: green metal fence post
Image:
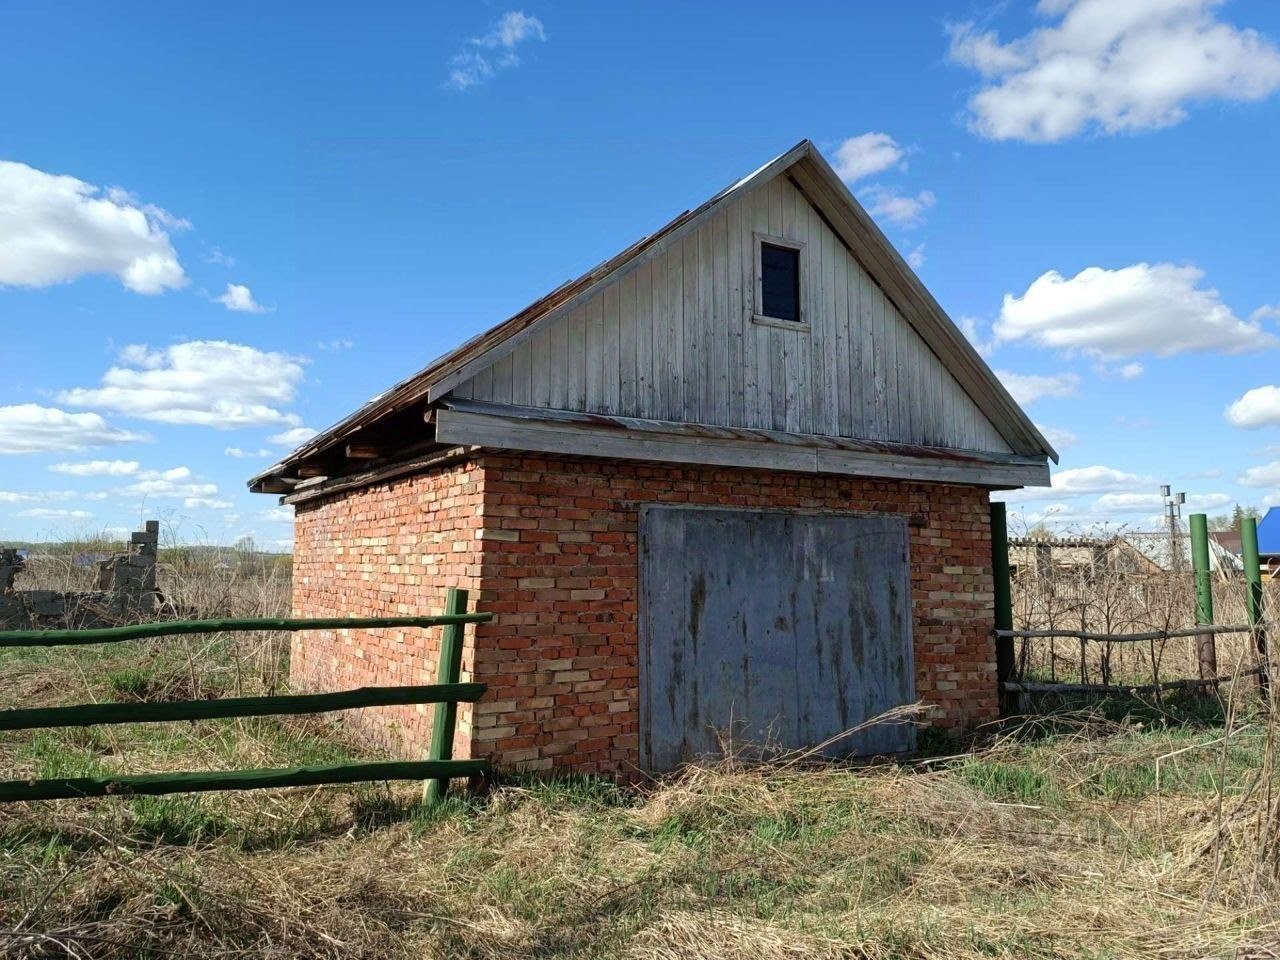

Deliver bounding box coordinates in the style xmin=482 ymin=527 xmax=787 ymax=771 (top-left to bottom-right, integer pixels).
xmin=424 ymin=587 xmax=469 ymax=804
xmin=1189 ymin=513 xmax=1217 ymax=683
xmin=1242 ymin=516 xmax=1269 ymax=694
xmin=990 ymin=501 xmax=1015 ymax=715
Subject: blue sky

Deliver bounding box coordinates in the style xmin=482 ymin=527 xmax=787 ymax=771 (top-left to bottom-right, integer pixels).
xmin=2 ymin=0 xmax=1279 ymax=546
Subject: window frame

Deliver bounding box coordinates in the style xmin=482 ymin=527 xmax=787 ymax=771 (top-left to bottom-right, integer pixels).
xmin=752 ymin=232 xmax=808 ymax=331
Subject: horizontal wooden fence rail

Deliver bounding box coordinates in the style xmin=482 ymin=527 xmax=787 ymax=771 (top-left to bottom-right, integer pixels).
xmin=0 ymin=682 xmax=487 ymax=732
xmin=0 ymin=613 xmax=491 ymax=648
xmin=0 ymin=759 xmax=491 ymax=803
xmin=1002 ymin=667 xmax=1264 ymax=699
xmin=996 ymin=624 xmax=1257 ymax=644
xmin=0 ymin=588 xmax=491 ymax=804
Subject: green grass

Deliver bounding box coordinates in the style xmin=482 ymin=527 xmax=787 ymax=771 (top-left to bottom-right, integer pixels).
xmin=2 ymin=639 xmax=1279 ymax=958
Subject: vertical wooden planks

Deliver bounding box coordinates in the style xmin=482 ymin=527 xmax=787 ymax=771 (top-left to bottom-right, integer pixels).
xmin=681 ymin=233 xmax=700 ymax=422
xmin=726 ymin=199 xmax=745 ymax=426
xmin=635 ymin=259 xmax=655 ymax=418
xmin=568 ymin=305 xmax=588 ymax=410
xmin=601 ymin=281 xmax=621 ymax=415
xmin=619 ymin=268 xmax=638 ymax=416
xmin=711 ymin=211 xmax=730 ymax=426
xmin=530 ymin=328 xmax=552 ymax=408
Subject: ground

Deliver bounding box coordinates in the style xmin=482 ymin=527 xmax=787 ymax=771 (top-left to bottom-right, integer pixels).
xmin=2 ymin=627 xmax=1278 ymax=959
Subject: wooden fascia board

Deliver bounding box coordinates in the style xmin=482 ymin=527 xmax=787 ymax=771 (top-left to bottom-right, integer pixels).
xmin=424 ymin=142 xmax=815 ymax=405
xmin=433 ymin=408 xmax=1051 ymax=488
xmin=787 ymin=154 xmax=1058 ymax=463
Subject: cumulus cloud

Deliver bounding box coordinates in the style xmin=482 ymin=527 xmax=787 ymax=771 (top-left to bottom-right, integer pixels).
xmin=1239 ymin=461 xmax=1280 ymax=488
xmin=49 ymin=459 xmax=138 ymax=477
xmin=224 ymin=446 xmax=272 ymax=458
xmin=907 ymin=245 xmax=926 ymax=270
xmin=447 ymin=10 xmax=546 ymax=90
xmin=947 ymin=0 xmax=1280 ymax=142
xmin=1034 ymin=423 xmax=1078 ymax=448
xmin=0 ymin=161 xmax=187 ymax=294
xmin=184 ymin=497 xmax=232 ymax=510
xmin=17 ymin=508 xmax=93 ymax=520
xmin=995 ymin=370 xmax=1080 ymax=405
xmin=58 ymin=340 xmax=307 ymax=429
xmin=268 ymin=426 xmax=318 ymax=447
xmin=859 ymin=186 xmax=935 ymax=229
xmin=832 ymin=133 xmax=906 ymax=183
xmin=994 ymin=263 xmax=1278 ymax=360
xmin=1092 ymin=491 xmax=1232 ymax=513
xmin=213 ymin=283 xmax=270 ymax=314
xmin=0 ymin=490 xmax=81 ymax=504
xmin=259 ymin=506 xmax=294 ymax=523
xmin=119 ymin=467 xmax=218 ymax=499
xmin=0 ymin=404 xmax=146 ymax=455
xmin=1226 ymin=385 xmax=1280 ymax=429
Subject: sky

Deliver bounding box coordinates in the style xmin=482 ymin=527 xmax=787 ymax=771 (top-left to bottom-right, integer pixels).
xmin=2 ymin=0 xmax=1279 ymax=548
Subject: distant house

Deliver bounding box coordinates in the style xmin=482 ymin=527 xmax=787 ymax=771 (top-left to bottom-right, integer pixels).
xmin=249 ymin=140 xmax=1056 ymax=775
xmin=1010 ymin=532 xmax=1243 ymax=581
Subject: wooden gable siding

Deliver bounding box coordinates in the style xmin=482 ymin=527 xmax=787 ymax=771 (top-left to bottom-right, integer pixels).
xmin=451 ymin=176 xmax=1012 ymax=454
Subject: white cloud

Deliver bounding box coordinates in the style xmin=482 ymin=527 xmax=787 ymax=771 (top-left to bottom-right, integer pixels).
xmin=213 ymin=283 xmax=270 ymax=314
xmin=832 ymin=133 xmax=906 ymax=183
xmin=447 ymin=10 xmax=546 ymax=90
xmin=1118 ymin=362 xmax=1144 ymax=380
xmin=317 ymin=339 xmax=354 ymax=352
xmin=0 ymin=490 xmax=78 ymax=504
xmin=1034 ymin=423 xmax=1078 ymax=448
xmin=184 ymin=497 xmax=232 ymax=510
xmin=1265 ymin=493 xmax=1280 ymax=508
xmin=49 ymin=459 xmax=138 ymax=477
xmin=1239 ymin=461 xmax=1280 ymax=488
xmin=1252 ymin=305 xmax=1280 ymax=323
xmin=204 ymin=247 xmax=235 ymax=267
xmin=0 ymin=161 xmax=187 ymax=294
xmin=259 ymin=506 xmax=294 ymax=523
xmin=859 ymin=185 xmax=935 ymax=229
xmin=999 ymin=464 xmax=1153 ymax=504
xmin=995 ymin=263 xmax=1278 ymax=360
xmin=224 ymin=446 xmax=272 ymax=458
xmin=995 ymin=369 xmax=1080 ymax=405
xmin=0 ymin=404 xmax=146 ymax=455
xmin=58 ymin=340 xmax=307 ymax=429
xmin=907 ymin=245 xmax=926 ymax=270
xmin=17 ymin=508 xmax=93 ymax=520
xmin=958 ymin=316 xmax=995 ymax=358
xmin=1093 ymin=491 xmax=1232 ymax=514
xmin=1226 ymin=386 xmax=1280 ymax=429
xmin=948 ymin=0 xmax=1280 ymax=142
xmin=268 ymin=426 xmax=318 ymax=447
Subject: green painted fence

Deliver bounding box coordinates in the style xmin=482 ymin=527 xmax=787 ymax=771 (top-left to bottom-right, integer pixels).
xmin=0 ymin=587 xmax=489 ymax=804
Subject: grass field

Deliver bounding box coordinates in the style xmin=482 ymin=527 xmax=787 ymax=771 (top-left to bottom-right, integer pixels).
xmin=3 ymin=634 xmax=1279 ymax=959
xmin=2 ymin=544 xmax=1279 ymax=958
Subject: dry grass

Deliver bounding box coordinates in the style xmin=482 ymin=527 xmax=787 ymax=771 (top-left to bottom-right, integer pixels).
xmin=4 ymin=540 xmax=1280 ymax=957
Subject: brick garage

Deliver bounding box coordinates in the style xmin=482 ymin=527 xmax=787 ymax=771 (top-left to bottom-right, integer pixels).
xmin=291 ymin=452 xmax=996 ymax=776
xmin=255 ymin=140 xmax=1054 ymax=777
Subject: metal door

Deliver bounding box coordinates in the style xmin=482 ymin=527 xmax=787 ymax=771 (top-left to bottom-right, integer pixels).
xmin=639 ymin=506 xmax=914 ymax=771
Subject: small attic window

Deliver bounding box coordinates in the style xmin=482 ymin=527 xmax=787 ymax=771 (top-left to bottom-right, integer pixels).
xmin=753 ymin=234 xmax=806 ymax=329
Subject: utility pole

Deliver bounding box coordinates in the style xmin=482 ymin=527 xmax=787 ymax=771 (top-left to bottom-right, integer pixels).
xmin=1160 ymin=485 xmax=1187 ymax=573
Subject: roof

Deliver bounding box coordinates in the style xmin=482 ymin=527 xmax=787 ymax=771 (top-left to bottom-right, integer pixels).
xmin=250 ymin=140 xmax=1057 ymax=495
xmin=1124 ymin=532 xmax=1244 ymax=575
xmin=1259 ymin=507 xmax=1280 ymax=556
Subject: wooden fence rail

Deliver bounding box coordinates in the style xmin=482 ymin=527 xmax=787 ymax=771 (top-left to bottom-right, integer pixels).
xmin=995 ymin=624 xmax=1258 ymax=644
xmin=0 ymin=588 xmax=489 ymax=804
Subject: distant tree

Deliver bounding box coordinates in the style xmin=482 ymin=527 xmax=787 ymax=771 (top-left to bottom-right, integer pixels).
xmin=233 ymin=535 xmax=258 ymax=556
xmin=1025 ymin=522 xmax=1054 ymax=540
xmin=1208 ymin=504 xmax=1261 ymax=532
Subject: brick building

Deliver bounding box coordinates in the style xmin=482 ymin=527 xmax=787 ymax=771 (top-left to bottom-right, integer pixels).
xmin=250 ymin=141 xmax=1055 ymax=776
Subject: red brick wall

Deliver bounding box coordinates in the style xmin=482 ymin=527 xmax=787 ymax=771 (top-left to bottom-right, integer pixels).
xmin=470 ymin=454 xmax=996 ymax=776
xmin=291 ymin=458 xmax=485 ymax=756
xmin=290 ymin=453 xmax=997 ymax=776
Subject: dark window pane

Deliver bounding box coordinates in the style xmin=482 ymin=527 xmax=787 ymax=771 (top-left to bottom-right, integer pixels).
xmin=761 ymin=243 xmax=800 ymax=322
